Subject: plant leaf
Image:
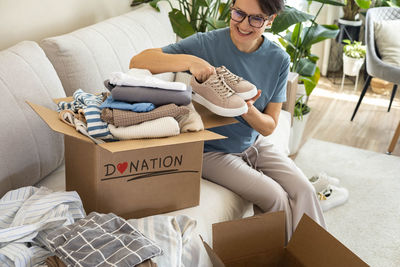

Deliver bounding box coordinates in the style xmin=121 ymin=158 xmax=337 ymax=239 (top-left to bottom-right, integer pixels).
xmin=311 ymin=0 xmax=345 ymax=6
xmin=196 ymin=0 xmax=209 ymax=7
xmin=149 ymin=0 xmax=163 ymax=11
xmin=168 ymin=9 xmax=196 ymax=38
xmin=296 ymin=58 xmax=316 ymax=77
xmin=271 ymin=6 xmax=314 ymax=34
xmin=300 ymin=67 xmax=320 ymax=97
xmin=206 ymin=18 xmax=228 ymax=30
xmin=218 ymin=2 xmax=231 ymax=20
xmin=291 ymin=23 xmax=302 ymax=45
xmin=301 ymin=24 xmax=339 ymax=49
xmin=355 ymin=0 xmax=372 ymax=9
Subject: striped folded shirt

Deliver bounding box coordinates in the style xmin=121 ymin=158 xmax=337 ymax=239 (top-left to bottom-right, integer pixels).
xmin=84 ymin=105 xmax=114 ymax=140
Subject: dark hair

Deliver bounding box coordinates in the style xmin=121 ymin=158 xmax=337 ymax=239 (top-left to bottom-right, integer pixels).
xmin=232 ymin=0 xmax=285 ymax=16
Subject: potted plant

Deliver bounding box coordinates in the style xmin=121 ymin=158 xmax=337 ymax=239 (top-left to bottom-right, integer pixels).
xmin=339 ymin=39 xmax=366 ymax=90
xmin=337 ymin=0 xmax=371 ymax=43
xmin=342 ymin=39 xmax=366 ymax=76
xmin=131 ymin=0 xmax=231 ymax=38
xmin=270 ymin=0 xmax=343 ymax=154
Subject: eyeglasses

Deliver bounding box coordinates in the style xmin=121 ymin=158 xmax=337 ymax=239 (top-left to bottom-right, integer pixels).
xmin=230 ymin=7 xmax=273 ymax=28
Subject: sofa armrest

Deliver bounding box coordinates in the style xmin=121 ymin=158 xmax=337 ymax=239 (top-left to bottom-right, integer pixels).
xmin=282 ymin=72 xmax=298 ymax=126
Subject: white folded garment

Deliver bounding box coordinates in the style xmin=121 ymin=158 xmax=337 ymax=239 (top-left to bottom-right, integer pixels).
xmin=128 ymin=214 xmax=202 ymax=267
xmin=108 ymin=116 xmax=180 ymax=140
xmin=109 ymin=69 xmax=187 ymax=91
xmin=0 ymin=186 xmax=85 ymax=267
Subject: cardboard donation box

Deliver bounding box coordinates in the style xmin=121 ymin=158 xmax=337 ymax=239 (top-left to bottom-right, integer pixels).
xmin=28 ymin=101 xmax=236 ymax=219
xmin=202 ymin=211 xmax=368 ymax=267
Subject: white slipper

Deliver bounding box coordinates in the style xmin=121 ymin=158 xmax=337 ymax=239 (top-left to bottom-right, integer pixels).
xmin=309 ymin=172 xmax=340 ymax=193
xmin=318 ymin=185 xmax=349 ymax=212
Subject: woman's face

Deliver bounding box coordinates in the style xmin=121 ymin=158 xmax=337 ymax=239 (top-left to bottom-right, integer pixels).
xmin=229 ymin=0 xmax=275 ymax=52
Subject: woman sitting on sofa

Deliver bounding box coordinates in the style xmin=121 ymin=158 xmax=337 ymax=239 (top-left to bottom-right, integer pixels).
xmin=130 ymin=0 xmax=326 ymax=241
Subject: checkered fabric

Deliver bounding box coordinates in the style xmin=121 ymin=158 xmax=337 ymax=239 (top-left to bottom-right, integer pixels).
xmin=45 ymin=212 xmax=162 ymax=267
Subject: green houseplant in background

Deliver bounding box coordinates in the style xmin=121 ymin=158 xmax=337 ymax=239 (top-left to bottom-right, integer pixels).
xmin=342 ymin=0 xmax=371 ymax=21
xmin=343 ymin=39 xmax=366 ymax=59
xmin=340 ymin=39 xmax=366 ymax=90
xmin=337 ymin=0 xmax=371 ymax=43
xmin=269 ymin=0 xmax=343 ymax=154
xmin=131 ymin=0 xmax=231 ymax=38
xmin=270 ymin=0 xmax=343 ymax=116
xmin=373 ymin=0 xmax=400 ymax=7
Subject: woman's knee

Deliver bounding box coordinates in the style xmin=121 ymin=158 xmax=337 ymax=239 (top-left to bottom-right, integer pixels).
xmin=257 ymin=187 xmax=289 ymax=212
xmin=294 ymin=177 xmax=316 ymax=200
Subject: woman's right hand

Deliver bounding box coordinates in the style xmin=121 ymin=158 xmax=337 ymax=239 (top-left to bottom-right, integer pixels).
xmin=189 ymin=58 xmax=215 ymax=83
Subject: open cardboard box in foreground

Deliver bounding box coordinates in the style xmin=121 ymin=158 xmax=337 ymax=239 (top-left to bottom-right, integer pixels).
xmin=28 ymin=99 xmax=237 ymax=219
xmin=202 ymin=211 xmax=368 ymax=267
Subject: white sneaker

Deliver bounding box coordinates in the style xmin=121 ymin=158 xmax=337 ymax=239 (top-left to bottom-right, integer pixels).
xmin=309 ymin=172 xmax=340 ymax=193
xmin=318 ymin=185 xmax=349 ymax=212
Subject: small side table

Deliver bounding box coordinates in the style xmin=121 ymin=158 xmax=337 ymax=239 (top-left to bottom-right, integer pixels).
xmin=340 ymin=71 xmax=360 ymax=92
xmin=340 ymin=54 xmax=364 ymax=91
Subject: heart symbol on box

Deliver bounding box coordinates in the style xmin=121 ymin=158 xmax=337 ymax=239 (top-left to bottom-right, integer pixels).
xmin=117 ymin=162 xmax=128 ymax=174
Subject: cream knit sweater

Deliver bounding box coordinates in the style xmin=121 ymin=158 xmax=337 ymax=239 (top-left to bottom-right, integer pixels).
xmin=108 ymin=117 xmax=180 ymax=140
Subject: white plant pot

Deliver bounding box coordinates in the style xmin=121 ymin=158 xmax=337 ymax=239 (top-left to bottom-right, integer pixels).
xmin=343 ymin=54 xmax=364 ymax=76
xmin=338 ymin=18 xmax=362 ymax=27
xmin=289 ymin=111 xmax=311 ymax=156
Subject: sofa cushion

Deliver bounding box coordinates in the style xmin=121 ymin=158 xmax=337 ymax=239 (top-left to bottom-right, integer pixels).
xmin=0 ymin=41 xmax=66 ymax=197
xmin=41 ymin=2 xmax=176 ymax=96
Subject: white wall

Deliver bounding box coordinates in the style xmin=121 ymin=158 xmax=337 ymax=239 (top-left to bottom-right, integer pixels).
xmin=0 ymin=0 xmax=134 ymax=50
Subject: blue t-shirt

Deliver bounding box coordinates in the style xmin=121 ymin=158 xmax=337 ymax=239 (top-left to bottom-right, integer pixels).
xmin=162 ymin=28 xmax=290 ymax=153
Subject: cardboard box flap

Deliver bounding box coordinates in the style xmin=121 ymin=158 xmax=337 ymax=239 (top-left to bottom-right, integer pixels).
xmin=200 ymin=236 xmax=226 ymax=267
xmin=212 ymin=211 xmax=285 ymax=264
xmin=98 ymin=130 xmax=226 ymax=153
xmin=193 ymin=102 xmax=238 ymax=129
xmin=53 ymin=96 xmax=73 ymax=103
xmin=27 ymin=101 xmax=91 ymax=143
xmin=287 ymin=214 xmax=368 ymax=267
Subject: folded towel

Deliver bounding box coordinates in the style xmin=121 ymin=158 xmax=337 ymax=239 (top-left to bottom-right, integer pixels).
xmin=109 ymin=70 xmax=186 ymax=91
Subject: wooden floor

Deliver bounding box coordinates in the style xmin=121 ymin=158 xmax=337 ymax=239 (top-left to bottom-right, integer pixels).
xmin=297 ymin=76 xmax=400 ymax=157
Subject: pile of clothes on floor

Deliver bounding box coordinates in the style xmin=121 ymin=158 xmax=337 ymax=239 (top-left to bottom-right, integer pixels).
xmin=0 ymin=186 xmax=200 ymax=267
xmin=57 ymin=68 xmax=204 ymax=144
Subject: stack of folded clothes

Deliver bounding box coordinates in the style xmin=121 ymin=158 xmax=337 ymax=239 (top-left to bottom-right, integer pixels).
xmin=57 ymin=69 xmax=204 ymax=143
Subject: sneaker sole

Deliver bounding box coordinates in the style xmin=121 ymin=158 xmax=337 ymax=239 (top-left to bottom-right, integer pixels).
xmin=192 ymin=92 xmax=248 ymax=117
xmin=320 ymin=186 xmax=349 ymax=212
xmin=235 ymin=86 xmax=258 ymax=100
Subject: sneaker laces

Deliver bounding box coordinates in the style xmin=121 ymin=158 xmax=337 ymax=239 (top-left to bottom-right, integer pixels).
xmin=217 ymin=66 xmax=242 ymax=84
xmin=208 ymin=75 xmax=235 ymax=98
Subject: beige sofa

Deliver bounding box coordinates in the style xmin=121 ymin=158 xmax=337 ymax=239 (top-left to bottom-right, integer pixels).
xmin=0 ymin=2 xmax=297 ymax=265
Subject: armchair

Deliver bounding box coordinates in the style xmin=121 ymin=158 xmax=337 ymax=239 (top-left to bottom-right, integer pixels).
xmin=351 ymin=7 xmax=400 ymax=121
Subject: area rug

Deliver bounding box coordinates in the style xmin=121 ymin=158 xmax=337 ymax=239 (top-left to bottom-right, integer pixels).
xmin=294 ymin=139 xmax=400 ymax=267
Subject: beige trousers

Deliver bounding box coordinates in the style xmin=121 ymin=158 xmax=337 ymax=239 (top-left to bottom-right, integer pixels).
xmin=202 ymin=135 xmax=326 ymax=241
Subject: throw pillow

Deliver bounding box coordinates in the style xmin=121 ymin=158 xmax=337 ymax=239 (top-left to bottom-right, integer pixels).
xmin=374 ymin=19 xmax=400 ymax=67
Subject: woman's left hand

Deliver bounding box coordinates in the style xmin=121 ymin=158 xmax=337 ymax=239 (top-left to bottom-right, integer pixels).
xmin=245 ymin=90 xmax=261 ymax=108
